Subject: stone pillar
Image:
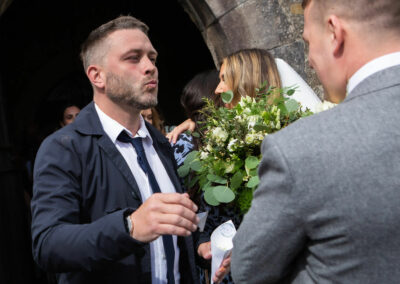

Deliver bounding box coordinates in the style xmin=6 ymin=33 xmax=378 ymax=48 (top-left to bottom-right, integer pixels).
xmin=178 ymin=0 xmax=323 ymax=97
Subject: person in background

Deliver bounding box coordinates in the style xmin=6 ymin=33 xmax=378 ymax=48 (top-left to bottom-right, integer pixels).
xmin=141 ymin=107 xmax=166 ymax=135
xmin=59 ymin=103 xmax=80 ymax=127
xmin=173 ymin=70 xmax=222 ymax=168
xmin=232 ymin=0 xmax=400 ymax=282
xmin=31 ymin=15 xmax=200 ymax=284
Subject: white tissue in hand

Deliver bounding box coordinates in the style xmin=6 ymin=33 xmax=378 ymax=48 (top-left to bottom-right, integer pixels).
xmin=210 ymin=220 xmax=236 ymax=284
xmin=197 ymin=211 xmax=208 ymax=232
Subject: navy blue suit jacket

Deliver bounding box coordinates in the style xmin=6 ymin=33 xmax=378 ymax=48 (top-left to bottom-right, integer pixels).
xmin=31 ymin=102 xmax=199 ymax=284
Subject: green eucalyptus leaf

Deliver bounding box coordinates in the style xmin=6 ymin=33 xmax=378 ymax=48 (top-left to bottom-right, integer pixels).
xmin=221 ymin=90 xmax=234 ymax=104
xmin=206 ymin=174 xmax=227 ymax=184
xmin=277 ymin=102 xmax=288 ymax=116
xmin=249 ymin=168 xmax=258 ymax=177
xmin=245 ymin=156 xmax=259 ymax=170
xmin=212 ymin=186 xmax=235 ymax=203
xmin=204 ymin=188 xmax=220 ymax=206
xmin=192 ymin=132 xmax=200 ymax=138
xmin=286 ymin=88 xmax=296 ymax=96
xmin=190 ymin=160 xmax=203 ymax=172
xmin=285 ymin=99 xmax=300 ymax=113
xmin=231 ymin=171 xmax=245 ymax=190
xmin=184 ymin=150 xmax=199 ymax=165
xmin=177 ymin=164 xmax=190 ymax=177
xmin=246 ymin=176 xmax=260 ymax=188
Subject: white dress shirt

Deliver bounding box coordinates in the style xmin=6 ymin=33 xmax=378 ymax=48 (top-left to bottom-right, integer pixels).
xmin=347 ymin=51 xmax=400 ymax=94
xmin=95 ymin=103 xmax=180 ymax=284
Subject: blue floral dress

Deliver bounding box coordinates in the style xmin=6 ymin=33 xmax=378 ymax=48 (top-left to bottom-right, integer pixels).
xmin=172 ymin=133 xmax=194 ymax=167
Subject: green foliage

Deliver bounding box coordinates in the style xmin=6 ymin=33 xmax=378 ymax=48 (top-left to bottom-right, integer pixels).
xmin=221 ymin=90 xmax=234 ymax=104
xmin=178 ymin=82 xmax=313 ymax=213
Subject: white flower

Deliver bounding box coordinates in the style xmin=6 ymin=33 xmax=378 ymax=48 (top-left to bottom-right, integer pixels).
xmin=227 ymin=138 xmax=238 ymax=152
xmin=247 ymin=115 xmax=259 ymax=129
xmin=315 ymin=101 xmax=337 ymax=113
xmin=200 ymin=151 xmax=209 ymax=160
xmin=243 ymin=107 xmax=251 ymax=115
xmin=212 ymin=127 xmax=229 ymax=143
xmin=245 ymin=133 xmax=256 ymax=144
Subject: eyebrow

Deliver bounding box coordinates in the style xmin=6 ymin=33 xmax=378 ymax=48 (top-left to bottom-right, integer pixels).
xmin=121 ymin=48 xmax=158 ymax=58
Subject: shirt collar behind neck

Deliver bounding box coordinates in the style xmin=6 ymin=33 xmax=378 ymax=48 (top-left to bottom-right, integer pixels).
xmin=94 ymin=103 xmax=152 ymax=144
xmin=347 ymin=51 xmax=400 ymax=94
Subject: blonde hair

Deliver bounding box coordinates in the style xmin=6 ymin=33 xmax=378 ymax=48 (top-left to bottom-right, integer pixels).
xmin=222 ymin=48 xmax=282 ymax=106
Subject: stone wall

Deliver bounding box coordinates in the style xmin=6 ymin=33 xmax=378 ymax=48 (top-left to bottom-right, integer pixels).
xmin=178 ymin=0 xmax=323 ymax=98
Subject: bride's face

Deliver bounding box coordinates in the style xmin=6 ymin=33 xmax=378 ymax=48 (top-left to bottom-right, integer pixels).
xmin=215 ymin=63 xmax=234 ymax=108
xmin=215 ymin=63 xmax=229 ymax=95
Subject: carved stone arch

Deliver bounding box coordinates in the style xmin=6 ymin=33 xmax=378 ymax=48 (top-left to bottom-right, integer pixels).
xmin=178 ymin=0 xmax=323 ymax=97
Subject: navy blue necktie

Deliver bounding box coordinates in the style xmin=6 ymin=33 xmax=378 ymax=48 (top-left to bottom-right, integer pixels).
xmin=117 ymin=131 xmax=175 ymax=284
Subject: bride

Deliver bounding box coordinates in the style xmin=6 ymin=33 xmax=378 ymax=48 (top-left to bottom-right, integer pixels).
xmin=167 ymin=48 xmax=321 ymax=143
xmin=167 ymin=48 xmax=321 ymax=284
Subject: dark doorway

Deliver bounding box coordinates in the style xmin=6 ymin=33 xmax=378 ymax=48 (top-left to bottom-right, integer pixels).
xmin=0 ymin=0 xmax=214 ymax=147
xmin=0 ymin=1 xmax=214 ymax=283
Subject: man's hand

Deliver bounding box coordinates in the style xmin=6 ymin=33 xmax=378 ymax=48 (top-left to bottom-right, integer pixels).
xmin=197 ymin=241 xmax=212 ymax=260
xmin=198 ymin=241 xmax=231 ymax=283
xmin=213 ymin=254 xmax=231 ymax=284
xmin=166 ymin=119 xmax=196 ymax=144
xmin=129 ymin=193 xmax=199 ymax=242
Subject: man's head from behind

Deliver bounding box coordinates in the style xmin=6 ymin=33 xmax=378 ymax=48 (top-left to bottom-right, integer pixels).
xmin=80 ymin=16 xmax=159 ymax=110
xmin=302 ymin=0 xmax=400 ymax=102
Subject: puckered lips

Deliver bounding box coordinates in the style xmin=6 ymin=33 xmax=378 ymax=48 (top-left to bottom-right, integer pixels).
xmin=144 ymin=79 xmax=158 ymax=89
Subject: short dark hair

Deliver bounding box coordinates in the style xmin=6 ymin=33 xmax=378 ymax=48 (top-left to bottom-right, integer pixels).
xmin=80 ymin=15 xmax=149 ymax=71
xmin=180 ymin=69 xmax=222 ymax=122
xmin=302 ymin=0 xmax=400 ymax=34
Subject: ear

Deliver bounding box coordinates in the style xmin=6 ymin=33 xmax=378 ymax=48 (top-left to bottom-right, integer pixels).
xmin=327 ymin=15 xmax=345 ymax=58
xmin=87 ymin=65 xmax=106 ymax=89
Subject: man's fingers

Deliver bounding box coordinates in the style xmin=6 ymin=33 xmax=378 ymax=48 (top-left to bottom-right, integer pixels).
xmin=153 ymin=193 xmax=198 ymax=212
xmin=157 ymin=212 xmax=198 ymax=231
xmin=159 ymin=203 xmax=198 ymax=223
xmin=156 ymin=223 xmax=194 ymax=237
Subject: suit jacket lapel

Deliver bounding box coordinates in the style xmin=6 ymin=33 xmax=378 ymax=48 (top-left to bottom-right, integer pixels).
xmin=74 ymin=102 xmax=143 ymax=202
xmin=97 ymin=135 xmax=143 ymax=202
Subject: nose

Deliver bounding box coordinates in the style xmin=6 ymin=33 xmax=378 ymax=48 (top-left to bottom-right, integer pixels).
xmin=144 ymin=56 xmax=157 ymax=75
xmin=215 ymin=82 xmax=223 ymax=95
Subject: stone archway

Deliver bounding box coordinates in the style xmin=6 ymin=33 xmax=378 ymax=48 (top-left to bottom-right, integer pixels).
xmin=178 ymin=0 xmax=323 ymax=97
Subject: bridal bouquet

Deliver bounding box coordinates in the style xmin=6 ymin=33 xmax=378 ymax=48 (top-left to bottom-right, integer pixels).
xmin=178 ymin=83 xmax=313 ymax=213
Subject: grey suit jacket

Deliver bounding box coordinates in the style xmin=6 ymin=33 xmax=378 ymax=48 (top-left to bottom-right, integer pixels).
xmin=231 ymin=65 xmax=400 ymax=283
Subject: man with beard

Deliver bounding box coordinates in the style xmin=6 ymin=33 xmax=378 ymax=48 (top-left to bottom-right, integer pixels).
xmin=31 ymin=16 xmax=200 ymax=284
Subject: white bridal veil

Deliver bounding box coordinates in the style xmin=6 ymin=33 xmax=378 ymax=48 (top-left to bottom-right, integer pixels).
xmin=275 ymin=58 xmax=321 ymax=112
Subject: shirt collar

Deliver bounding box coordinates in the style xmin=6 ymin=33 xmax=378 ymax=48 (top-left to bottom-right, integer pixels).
xmin=94 ymin=103 xmax=153 ymax=144
xmin=347 ymin=51 xmax=400 ymax=94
